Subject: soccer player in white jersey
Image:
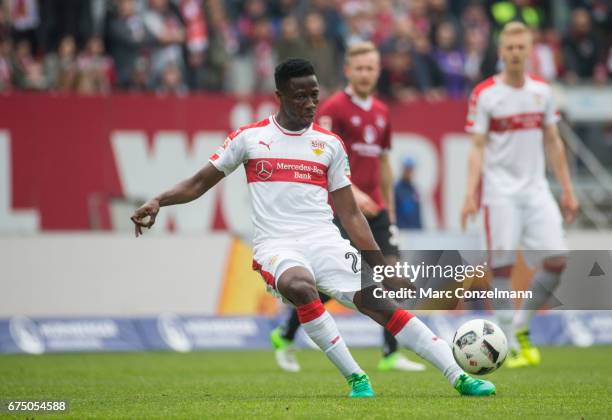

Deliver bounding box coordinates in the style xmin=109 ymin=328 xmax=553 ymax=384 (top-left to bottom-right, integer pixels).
xmin=132 ymin=58 xmax=495 ymax=397
xmin=461 ymin=22 xmax=579 ymax=368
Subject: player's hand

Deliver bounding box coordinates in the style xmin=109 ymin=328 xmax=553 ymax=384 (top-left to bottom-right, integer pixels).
xmin=131 ymin=199 xmax=160 ymax=237
xmin=560 ymin=191 xmax=579 ymax=224
xmin=461 ymin=195 xmax=478 ymax=230
xmin=353 ymin=188 xmax=380 ymax=218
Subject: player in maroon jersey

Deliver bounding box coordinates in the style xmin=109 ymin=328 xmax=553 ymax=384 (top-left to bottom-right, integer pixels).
xmin=270 ymin=42 xmax=425 ymax=373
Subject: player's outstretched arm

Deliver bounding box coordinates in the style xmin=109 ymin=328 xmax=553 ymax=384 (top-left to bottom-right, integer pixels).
xmin=130 ymin=163 xmax=225 ymax=237
xmin=461 ymin=133 xmax=486 ymax=230
xmin=543 ymin=124 xmax=579 ymax=223
xmin=332 ymin=185 xmax=386 ymax=269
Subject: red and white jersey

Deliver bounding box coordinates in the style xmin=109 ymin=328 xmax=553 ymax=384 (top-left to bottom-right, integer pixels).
xmin=209 ymin=115 xmax=351 ymax=246
xmin=466 ymin=74 xmax=560 ymax=203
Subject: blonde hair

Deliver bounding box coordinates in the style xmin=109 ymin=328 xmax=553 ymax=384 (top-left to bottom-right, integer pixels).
xmin=499 ymin=21 xmax=532 ymax=44
xmin=345 ymin=41 xmax=379 ymax=62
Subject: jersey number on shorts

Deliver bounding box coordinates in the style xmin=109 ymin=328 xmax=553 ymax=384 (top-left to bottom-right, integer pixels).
xmin=345 ymin=252 xmax=360 ymax=273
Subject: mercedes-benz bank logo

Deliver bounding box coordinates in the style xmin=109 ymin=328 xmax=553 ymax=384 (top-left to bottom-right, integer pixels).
xmin=256 ymin=160 xmax=273 ymax=180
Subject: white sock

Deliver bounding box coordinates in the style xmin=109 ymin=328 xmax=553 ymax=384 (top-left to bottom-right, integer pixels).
xmin=490 ymin=276 xmax=518 ymax=350
xmin=514 ymin=270 xmax=561 ymax=331
xmin=392 ymin=313 xmax=463 ymax=386
xmin=300 ymin=309 xmax=363 ymax=378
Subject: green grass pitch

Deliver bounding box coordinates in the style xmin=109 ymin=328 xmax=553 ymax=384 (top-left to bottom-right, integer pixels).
xmin=1 ymin=346 xmax=611 ymax=419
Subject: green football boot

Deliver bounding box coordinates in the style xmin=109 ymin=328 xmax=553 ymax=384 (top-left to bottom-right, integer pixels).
xmin=516 ymin=328 xmax=541 ymax=366
xmin=454 ymin=374 xmax=496 ymax=396
xmin=347 ymin=373 xmax=375 ymax=398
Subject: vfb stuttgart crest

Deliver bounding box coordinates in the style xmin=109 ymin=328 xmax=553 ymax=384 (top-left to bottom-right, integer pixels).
xmin=256 ymin=160 xmax=273 ymax=180
xmin=311 ymin=139 xmax=326 ymax=156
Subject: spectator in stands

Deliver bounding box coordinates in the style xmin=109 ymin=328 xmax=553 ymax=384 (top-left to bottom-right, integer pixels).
xmin=250 ymin=17 xmax=275 ymax=93
xmin=370 ymin=0 xmax=395 ymax=45
xmin=342 ymin=2 xmax=374 ymax=47
xmin=461 ymin=1 xmax=491 ymax=41
xmin=275 ymin=15 xmax=307 ymax=63
xmin=76 ymin=36 xmax=114 ymax=95
xmin=432 ymin=20 xmax=467 ymax=98
xmin=0 ymin=3 xmax=11 ymax=41
xmin=196 ymin=0 xmax=235 ymax=91
xmin=12 ymin=38 xmax=46 ymax=90
xmin=379 ymin=17 xmax=413 ymax=58
xmin=229 ymin=0 xmax=272 ymax=95
xmin=406 ymin=0 xmax=430 ymax=35
xmin=411 ymin=30 xmax=445 ymax=100
xmin=143 ymin=0 xmax=185 ymax=88
xmin=529 ymin=28 xmax=558 ymax=81
xmin=129 ymin=56 xmax=150 ymax=92
xmin=107 ymin=0 xmax=152 ymax=90
xmin=395 ymin=157 xmax=422 ymax=229
xmin=428 ymin=0 xmax=459 ymax=45
xmin=7 ymin=0 xmax=39 ymax=52
xmin=563 ymin=8 xmax=604 ymax=83
xmin=179 ymin=0 xmax=210 ymax=92
xmin=378 ymin=46 xmax=427 ymax=102
xmin=235 ymin=0 xmax=267 ymax=52
xmin=307 ymin=0 xmax=346 ymax=66
xmin=464 ymin=26 xmax=497 ymax=87
xmin=0 ymin=37 xmax=12 ymax=91
xmin=303 ymin=11 xmax=340 ymax=95
xmin=156 ymin=60 xmax=187 ymax=95
xmin=44 ymin=34 xmax=77 ymax=91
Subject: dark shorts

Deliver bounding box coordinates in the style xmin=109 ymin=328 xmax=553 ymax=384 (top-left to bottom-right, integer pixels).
xmin=333 ymin=209 xmax=399 ymax=257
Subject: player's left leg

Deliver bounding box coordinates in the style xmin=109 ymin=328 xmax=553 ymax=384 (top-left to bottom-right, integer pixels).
xmin=366 ymin=210 xmax=425 ymax=372
xmin=513 ymin=190 xmax=569 ymax=366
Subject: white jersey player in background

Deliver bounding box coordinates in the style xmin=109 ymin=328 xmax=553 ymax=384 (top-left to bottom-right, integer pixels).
xmin=461 ymin=22 xmax=580 ymax=368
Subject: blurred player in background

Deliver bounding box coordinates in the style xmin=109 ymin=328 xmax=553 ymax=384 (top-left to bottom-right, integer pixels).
xmin=270 ymin=42 xmax=425 ymax=373
xmin=132 ymin=58 xmax=496 ymax=398
xmin=461 ymin=22 xmax=579 ymax=368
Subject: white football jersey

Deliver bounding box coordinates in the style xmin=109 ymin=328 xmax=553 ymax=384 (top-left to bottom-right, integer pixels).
xmin=210 ymin=115 xmax=351 ymax=247
xmin=466 ymin=74 xmax=560 ymax=203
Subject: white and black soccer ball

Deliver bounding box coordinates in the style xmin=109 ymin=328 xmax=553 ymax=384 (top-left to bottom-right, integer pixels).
xmin=452 ymin=319 xmax=508 ymax=375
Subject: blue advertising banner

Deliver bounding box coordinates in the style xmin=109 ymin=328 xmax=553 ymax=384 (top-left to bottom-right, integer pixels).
xmin=1 ymin=311 xmax=611 ymax=354
xmin=135 ymin=314 xmax=273 ymax=352
xmin=0 ymin=317 xmax=145 ymax=354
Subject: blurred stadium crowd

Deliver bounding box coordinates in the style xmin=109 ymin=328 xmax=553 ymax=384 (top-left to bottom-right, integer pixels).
xmin=0 ymin=0 xmax=611 ymax=97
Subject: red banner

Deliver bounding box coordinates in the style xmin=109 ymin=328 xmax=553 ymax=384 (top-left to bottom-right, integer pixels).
xmin=0 ymin=93 xmax=468 ymax=232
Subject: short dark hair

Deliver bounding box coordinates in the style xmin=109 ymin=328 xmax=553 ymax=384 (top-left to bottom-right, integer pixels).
xmin=274 ymin=58 xmax=315 ymax=91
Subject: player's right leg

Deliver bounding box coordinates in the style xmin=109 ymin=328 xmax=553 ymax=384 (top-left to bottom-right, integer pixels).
xmin=275 ymin=266 xmax=373 ymax=398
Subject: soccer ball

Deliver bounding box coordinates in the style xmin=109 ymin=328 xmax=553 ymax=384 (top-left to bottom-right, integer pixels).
xmin=452 ymin=319 xmax=508 ymax=375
